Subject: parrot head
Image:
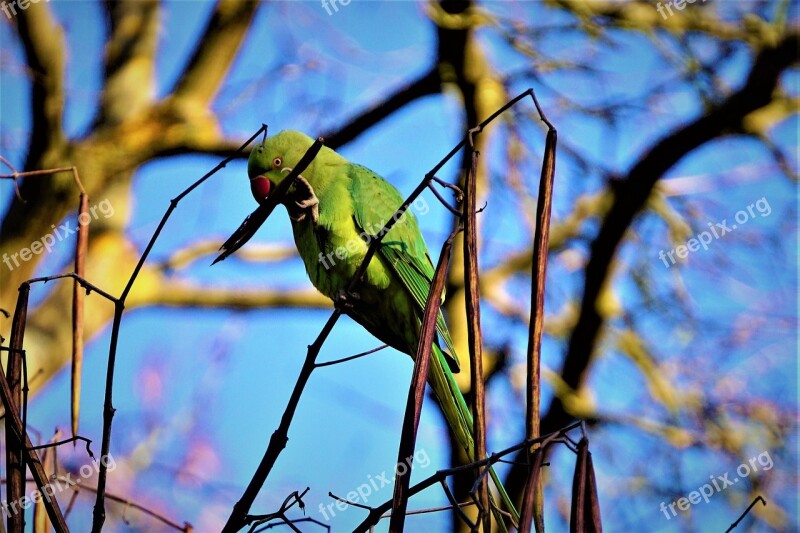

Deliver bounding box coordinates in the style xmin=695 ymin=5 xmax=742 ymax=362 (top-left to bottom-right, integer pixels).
xmin=247 ymin=130 xmax=317 ymax=205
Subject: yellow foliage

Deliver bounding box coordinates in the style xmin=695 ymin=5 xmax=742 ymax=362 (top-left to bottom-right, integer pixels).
xmin=542 ymin=369 xmax=596 ymax=418
xmin=616 ymin=329 xmax=680 ymax=413
xmin=742 ymin=94 xmax=799 ymax=134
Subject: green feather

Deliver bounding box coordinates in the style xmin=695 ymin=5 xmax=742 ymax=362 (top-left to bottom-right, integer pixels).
xmin=348 ymin=163 xmax=460 ymax=372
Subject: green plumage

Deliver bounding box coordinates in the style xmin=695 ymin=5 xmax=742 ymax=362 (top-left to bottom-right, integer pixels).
xmin=247 ymin=130 xmax=517 ymax=526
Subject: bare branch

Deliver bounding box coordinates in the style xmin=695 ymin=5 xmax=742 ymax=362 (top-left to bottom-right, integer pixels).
xmin=725 ymin=496 xmax=767 ymax=533
xmin=145 ymin=284 xmax=330 ymax=310
xmin=91 ymin=125 xmax=268 ymax=533
xmin=54 ymin=476 xmax=193 ymax=532
xmin=0 ymin=338 xmax=68 ymax=531
xmin=315 ymin=344 xmax=389 ymax=368
xmin=502 ymin=30 xmax=800 ymax=507
xmin=547 ymin=31 xmax=799 ymax=435
xmin=5 ymin=282 xmax=29 ymax=532
xmin=96 ymin=0 xmax=159 ymax=125
xmin=171 ymin=0 xmax=260 ymax=105
xmin=221 ymin=310 xmax=344 ymax=533
xmin=321 ymin=67 xmax=441 ymax=149
xmin=13 ymin=0 xmax=67 ymax=162
xmin=552 ymin=0 xmax=777 ymax=43
xmin=160 ymin=241 xmax=296 ymax=271
xmin=355 ymin=421 xmax=583 ymax=533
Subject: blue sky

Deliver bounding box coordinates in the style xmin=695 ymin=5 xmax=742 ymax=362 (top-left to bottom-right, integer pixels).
xmin=1 ymin=1 xmax=797 ymax=531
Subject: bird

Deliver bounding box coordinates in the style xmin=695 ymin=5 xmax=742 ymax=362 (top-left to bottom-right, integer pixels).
xmin=216 ymin=130 xmax=518 ymax=526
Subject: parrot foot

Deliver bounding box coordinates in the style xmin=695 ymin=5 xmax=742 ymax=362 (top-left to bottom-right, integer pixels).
xmin=333 ymin=289 xmax=360 ymax=312
xmin=286 ymin=175 xmax=319 ymax=224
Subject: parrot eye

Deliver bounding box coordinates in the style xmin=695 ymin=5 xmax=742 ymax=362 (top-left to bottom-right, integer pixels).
xmin=272 ymin=157 xmax=283 ymax=168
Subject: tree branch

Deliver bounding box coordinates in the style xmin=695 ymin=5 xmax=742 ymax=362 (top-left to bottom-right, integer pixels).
xmin=143 ymin=284 xmax=330 ymax=310
xmin=547 ymin=30 xmax=799 ymax=434
xmin=95 ymin=0 xmax=159 ymax=125
xmin=13 ymin=0 xmax=66 ymax=164
xmin=321 ymin=66 xmax=441 ymax=149
xmin=504 ymin=30 xmax=800 ymax=503
xmin=171 ymin=0 xmax=260 ymax=105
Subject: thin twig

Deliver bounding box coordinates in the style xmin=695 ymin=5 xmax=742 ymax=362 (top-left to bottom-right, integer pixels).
xmin=426 ymin=181 xmax=461 ymax=216
xmin=381 ymin=500 xmax=476 ymax=518
xmin=51 ymin=475 xmax=193 ymax=532
xmin=0 ymin=351 xmax=69 ymax=530
xmin=90 ymin=125 xmax=268 ymax=533
xmin=221 ymin=310 xmax=343 ymax=533
xmin=354 ymin=421 xmax=582 ymax=532
xmin=5 ymin=282 xmax=29 ymax=532
xmin=29 ymin=435 xmax=94 ymax=458
xmin=245 ymin=488 xmax=309 ymax=533
xmin=430 ymin=175 xmax=464 ymax=199
xmin=0 ymin=161 xmax=86 ymax=200
xmin=328 ymin=492 xmax=374 ymax=511
xmin=0 ymin=155 xmax=24 ymax=201
xmin=315 ymin=344 xmax=388 ymax=368
xmin=22 ymin=340 xmax=29 ymax=457
xmin=26 ymin=272 xmax=119 ymax=303
xmin=439 ymin=479 xmax=477 ymax=529
xmin=724 ymin=496 xmax=767 ymax=533
xmin=253 ymin=517 xmax=330 ymax=532
xmin=33 ymin=430 xmax=62 ymax=533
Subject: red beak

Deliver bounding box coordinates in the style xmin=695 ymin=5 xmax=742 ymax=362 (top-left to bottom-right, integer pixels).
xmin=250 ymin=175 xmax=272 ymax=204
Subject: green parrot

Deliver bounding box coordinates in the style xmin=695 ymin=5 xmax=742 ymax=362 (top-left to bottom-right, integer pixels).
xmin=217 ymin=130 xmax=518 ymax=526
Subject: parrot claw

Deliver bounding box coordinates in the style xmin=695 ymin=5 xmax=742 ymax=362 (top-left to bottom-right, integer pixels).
xmin=334 ymin=289 xmax=360 ymax=311
xmin=286 ymin=175 xmax=319 ymax=224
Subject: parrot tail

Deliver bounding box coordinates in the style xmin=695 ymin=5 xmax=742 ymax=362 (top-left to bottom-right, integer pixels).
xmin=429 ymin=345 xmax=520 ymax=530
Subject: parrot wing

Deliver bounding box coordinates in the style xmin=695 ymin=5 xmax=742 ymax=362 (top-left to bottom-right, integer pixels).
xmin=347 ymin=163 xmax=519 ymax=527
xmin=348 ymin=164 xmax=460 ymax=373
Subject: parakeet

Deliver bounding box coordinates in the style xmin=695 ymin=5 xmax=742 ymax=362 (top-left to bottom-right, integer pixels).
xmin=219 ymin=130 xmax=518 ymax=525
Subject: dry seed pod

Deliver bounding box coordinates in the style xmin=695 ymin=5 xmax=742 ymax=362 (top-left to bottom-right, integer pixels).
xmin=570 ymin=437 xmax=602 ymax=533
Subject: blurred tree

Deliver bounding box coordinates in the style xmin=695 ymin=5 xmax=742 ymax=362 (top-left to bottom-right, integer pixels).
xmin=1 ymin=0 xmax=796 ymax=531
